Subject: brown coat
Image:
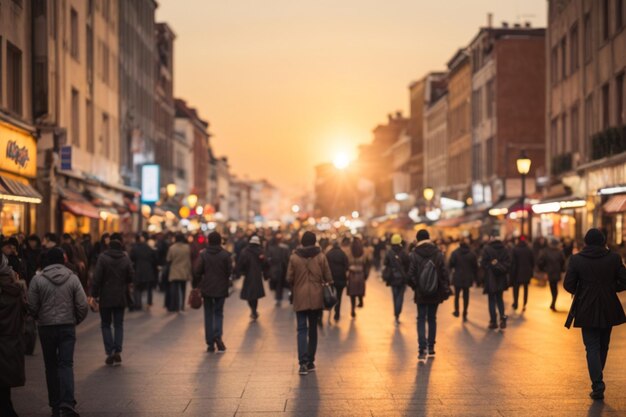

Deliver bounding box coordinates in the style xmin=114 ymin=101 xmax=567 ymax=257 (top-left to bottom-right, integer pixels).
xmin=166 ymin=242 xmax=192 ymax=282
xmin=287 ymin=247 xmax=333 ymax=312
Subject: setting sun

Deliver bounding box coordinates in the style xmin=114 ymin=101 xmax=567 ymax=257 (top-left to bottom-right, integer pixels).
xmin=333 ymin=152 xmax=351 ymax=170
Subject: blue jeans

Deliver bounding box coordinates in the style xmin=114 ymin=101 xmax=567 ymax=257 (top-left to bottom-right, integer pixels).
xmin=582 ymin=327 xmax=612 ymax=392
xmin=38 ymin=325 xmax=77 ymax=412
xmin=391 ymin=285 xmax=406 ymax=317
xmin=296 ymin=310 xmax=321 ymax=365
xmin=100 ymin=307 xmax=125 ymax=355
xmin=488 ymin=291 xmax=505 ymax=323
xmin=203 ymin=297 xmax=225 ymax=346
xmin=417 ymin=303 xmax=438 ymax=352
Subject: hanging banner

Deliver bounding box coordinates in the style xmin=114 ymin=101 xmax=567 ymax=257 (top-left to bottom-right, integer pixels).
xmin=141 ymin=164 xmax=160 ymax=203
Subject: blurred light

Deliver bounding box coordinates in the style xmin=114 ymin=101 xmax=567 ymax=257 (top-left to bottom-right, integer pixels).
xmin=141 ymin=204 xmax=152 ymax=217
xmin=516 ymin=151 xmax=532 ymax=175
xmin=489 ymin=208 xmax=509 ymax=216
xmin=291 ymin=204 xmax=301 ymax=213
xmin=423 ymin=187 xmax=434 ymax=202
xmin=196 ymin=206 xmax=204 ymax=215
xmin=351 ymin=211 xmax=359 ymax=218
xmin=187 ymin=194 xmax=198 ymax=208
xmin=179 ymin=206 xmax=190 ymax=218
xmin=166 ymin=183 xmax=177 ymax=198
xmin=599 ymin=186 xmax=626 ymax=195
xmin=339 ymin=216 xmax=346 ymax=223
xmin=333 ymin=152 xmax=350 ymax=170
xmin=395 ymin=193 xmax=409 ymax=201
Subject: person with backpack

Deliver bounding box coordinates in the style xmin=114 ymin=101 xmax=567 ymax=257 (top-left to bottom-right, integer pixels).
xmin=448 ymin=238 xmax=478 ymax=321
xmin=383 ymin=234 xmax=410 ymax=324
xmin=193 ymin=232 xmax=233 ymax=353
xmin=408 ymin=230 xmax=450 ymax=362
xmin=481 ymin=236 xmax=512 ymax=330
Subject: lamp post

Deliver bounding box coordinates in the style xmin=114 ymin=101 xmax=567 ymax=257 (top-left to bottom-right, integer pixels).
xmin=516 ymin=150 xmax=532 ymax=239
xmin=423 ymin=186 xmax=434 ymax=209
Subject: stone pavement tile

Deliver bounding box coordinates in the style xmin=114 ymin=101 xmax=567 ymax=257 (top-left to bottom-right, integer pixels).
xmin=372 ymin=411 xmax=502 ymax=417
xmin=241 ymin=386 xmax=291 ymax=398
xmin=236 ymin=398 xmax=287 ymax=413
xmin=193 ymin=384 xmax=246 ymax=399
xmin=284 ymin=399 xmax=352 ymax=412
xmin=124 ymin=397 xmax=191 ymax=413
xmin=184 ymin=398 xmax=241 ymax=413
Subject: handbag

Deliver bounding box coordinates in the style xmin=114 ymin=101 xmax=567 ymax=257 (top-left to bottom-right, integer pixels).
xmin=323 ymin=284 xmax=337 ymax=310
xmin=188 ymin=288 xmax=203 ymax=309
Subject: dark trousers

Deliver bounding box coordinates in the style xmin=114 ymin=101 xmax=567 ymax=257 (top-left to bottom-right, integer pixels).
xmin=582 ymin=327 xmax=612 ymax=392
xmin=549 ymin=280 xmax=558 ymax=307
xmin=203 ymin=297 xmax=225 ymax=346
xmin=417 ymin=303 xmax=438 ymax=352
xmin=133 ymin=284 xmax=153 ymax=309
xmin=454 ymin=286 xmax=470 ymax=315
xmin=274 ymin=279 xmax=285 ymax=301
xmin=391 ymin=285 xmax=406 ymax=317
xmin=0 ymin=386 xmax=17 ymax=417
xmin=296 ymin=309 xmax=321 ymax=365
xmin=333 ymin=285 xmax=345 ymax=318
xmin=512 ymin=283 xmax=529 ymax=308
xmin=99 ymin=307 xmax=125 ymax=356
xmin=38 ymin=325 xmax=77 ymax=412
xmin=350 ymin=296 xmax=358 ymax=313
xmin=168 ymin=281 xmax=185 ymax=312
xmin=248 ymin=299 xmax=258 ymax=314
xmin=488 ymin=291 xmax=505 ymax=323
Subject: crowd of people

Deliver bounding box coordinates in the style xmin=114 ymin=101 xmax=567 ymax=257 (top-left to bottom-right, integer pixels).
xmin=0 ymin=226 xmax=625 ymax=416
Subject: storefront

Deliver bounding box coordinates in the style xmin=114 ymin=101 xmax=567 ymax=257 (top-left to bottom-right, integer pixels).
xmin=0 ymin=120 xmax=41 ymax=235
xmin=531 ymin=196 xmax=586 ymax=240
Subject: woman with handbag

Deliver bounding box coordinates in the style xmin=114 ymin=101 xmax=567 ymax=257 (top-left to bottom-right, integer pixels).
xmin=286 ymin=231 xmax=333 ymax=376
xmin=346 ymin=238 xmax=366 ymax=318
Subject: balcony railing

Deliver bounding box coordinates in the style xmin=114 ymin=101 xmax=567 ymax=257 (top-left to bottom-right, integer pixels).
xmin=551 ymin=153 xmax=573 ymax=176
xmin=591 ymin=126 xmax=626 ymax=161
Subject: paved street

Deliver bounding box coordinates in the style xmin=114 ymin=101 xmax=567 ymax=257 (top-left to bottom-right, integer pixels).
xmin=13 ymin=272 xmax=626 ymax=417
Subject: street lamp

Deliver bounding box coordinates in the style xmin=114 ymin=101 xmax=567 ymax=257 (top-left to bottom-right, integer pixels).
xmin=187 ymin=193 xmax=198 ymax=208
xmin=166 ymin=183 xmax=177 ymax=198
xmin=423 ymin=186 xmax=434 ymax=203
xmin=516 ymin=150 xmax=532 ymax=238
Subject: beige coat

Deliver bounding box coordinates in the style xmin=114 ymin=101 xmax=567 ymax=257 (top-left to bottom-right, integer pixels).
xmin=166 ymin=242 xmax=192 ymax=282
xmin=287 ymin=248 xmax=333 ymax=312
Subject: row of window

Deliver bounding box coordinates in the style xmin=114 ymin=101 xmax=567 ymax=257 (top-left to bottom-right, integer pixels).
xmin=71 ymin=88 xmax=111 ymax=158
xmin=471 ymin=80 xmax=495 ymax=128
xmin=71 ymin=7 xmax=115 ymax=87
xmin=471 ymin=138 xmax=495 ymax=181
xmin=0 ymin=37 xmax=23 ymax=117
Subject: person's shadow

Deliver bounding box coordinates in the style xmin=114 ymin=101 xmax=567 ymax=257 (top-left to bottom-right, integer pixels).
xmin=587 ymin=400 xmax=614 ymax=417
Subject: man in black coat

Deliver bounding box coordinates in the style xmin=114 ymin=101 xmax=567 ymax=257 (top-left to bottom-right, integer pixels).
xmin=129 ymin=232 xmax=159 ymax=311
xmin=383 ymin=234 xmax=410 ymax=324
xmin=538 ymin=239 xmax=566 ymax=311
xmin=448 ymin=239 xmax=478 ymax=321
xmin=408 ymin=230 xmax=450 ymax=362
xmin=326 ymin=241 xmax=349 ymax=322
xmin=481 ymin=237 xmax=512 ymax=330
xmin=193 ymin=232 xmax=233 ymax=353
xmin=564 ymin=228 xmax=626 ymax=400
xmin=510 ymin=237 xmax=535 ymax=311
xmin=266 ymin=235 xmax=290 ymax=307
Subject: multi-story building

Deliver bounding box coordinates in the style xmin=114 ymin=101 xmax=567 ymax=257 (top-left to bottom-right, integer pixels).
xmin=154 ymin=22 xmax=176 ymax=187
xmin=545 ymin=0 xmax=626 ymax=243
xmin=469 ymin=23 xmax=546 ymax=236
xmin=446 ymin=49 xmax=473 ymax=203
xmin=119 ymin=0 xmax=157 ymax=187
xmin=214 ymin=156 xmax=230 ymax=220
xmin=0 ymin=0 xmax=41 ymax=236
xmin=407 ymin=78 xmax=427 ymax=202
xmin=423 ymin=75 xmax=449 ymax=202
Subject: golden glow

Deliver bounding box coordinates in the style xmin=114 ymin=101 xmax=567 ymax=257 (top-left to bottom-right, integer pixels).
xmin=423 ymin=187 xmax=434 ymax=202
xmin=333 ymin=152 xmax=350 ymax=170
xmin=516 ymin=154 xmax=532 ymax=175
xmin=166 ymin=183 xmax=177 ymax=198
xmin=141 ymin=204 xmax=152 ymax=217
xmin=179 ymin=206 xmax=191 ymax=218
xmin=187 ymin=194 xmax=198 ymax=208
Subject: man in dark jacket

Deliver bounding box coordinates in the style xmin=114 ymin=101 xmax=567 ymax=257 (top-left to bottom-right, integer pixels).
xmin=481 ymin=237 xmax=512 ymax=330
xmin=266 ymin=234 xmax=290 ymax=307
xmin=538 ymin=238 xmax=566 ymax=311
xmin=326 ymin=241 xmax=349 ymax=322
xmin=0 ymin=255 xmax=25 ymax=417
xmin=236 ymin=236 xmax=268 ymax=320
xmin=129 ymin=232 xmax=158 ymax=311
xmin=193 ymin=232 xmax=233 ymax=353
xmin=408 ymin=230 xmax=450 ymax=362
xmin=383 ymin=234 xmax=410 ymax=324
xmin=510 ymin=237 xmax=535 ymax=311
xmin=564 ymin=229 xmax=626 ymax=400
xmin=92 ymin=238 xmax=134 ymax=366
xmin=448 ymin=239 xmax=477 ymax=321
xmin=28 ymin=247 xmax=88 ymax=417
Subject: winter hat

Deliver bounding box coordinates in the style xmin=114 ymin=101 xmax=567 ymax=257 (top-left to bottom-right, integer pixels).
xmin=584 ymin=228 xmax=606 ymax=246
xmin=249 ymin=236 xmax=261 ymax=245
xmin=46 ymin=247 xmax=66 ymax=266
xmin=416 ymin=229 xmax=430 ymax=242
xmin=208 ymin=232 xmax=222 ymax=246
xmin=301 ymin=231 xmax=317 ymax=247
xmin=391 ymin=234 xmax=402 ymax=245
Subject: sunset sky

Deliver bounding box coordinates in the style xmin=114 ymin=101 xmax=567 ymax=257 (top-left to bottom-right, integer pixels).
xmin=157 ymin=0 xmax=547 ymax=197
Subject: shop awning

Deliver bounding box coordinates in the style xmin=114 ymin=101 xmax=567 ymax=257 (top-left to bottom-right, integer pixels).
xmin=0 ymin=176 xmax=42 ymax=204
xmin=604 ymin=195 xmax=626 ymax=214
xmin=86 ymin=186 xmax=126 ymax=207
xmin=532 ymin=195 xmax=586 ymax=214
xmin=488 ymin=198 xmax=521 ymax=216
xmin=434 ymin=212 xmax=485 ymax=228
xmin=61 ymin=200 xmax=101 ymax=219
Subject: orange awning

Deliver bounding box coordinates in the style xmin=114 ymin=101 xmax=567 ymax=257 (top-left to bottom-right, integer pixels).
xmin=61 ymin=200 xmax=101 ymax=219
xmin=603 ymin=195 xmax=626 ymax=214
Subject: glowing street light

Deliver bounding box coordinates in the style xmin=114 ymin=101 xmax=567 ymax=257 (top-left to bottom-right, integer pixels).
xmin=291 ymin=204 xmax=301 ymax=214
xmin=516 ymin=150 xmax=532 ymax=238
xmin=423 ymin=187 xmax=434 ymax=202
xmin=187 ymin=194 xmax=198 ymax=208
xmin=166 ymin=183 xmax=177 ymax=198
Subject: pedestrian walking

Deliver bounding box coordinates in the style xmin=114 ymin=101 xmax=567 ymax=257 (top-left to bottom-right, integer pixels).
xmin=166 ymin=233 xmax=192 ymax=312
xmin=0 ymin=255 xmax=26 ymax=417
xmin=326 ymin=241 xmax=349 ymax=322
xmin=538 ymin=238 xmax=566 ymax=311
xmin=286 ymin=231 xmax=333 ymax=376
xmin=129 ymin=232 xmax=158 ymax=311
xmin=193 ymin=232 xmax=232 ymax=353
xmin=383 ymin=234 xmax=409 ymax=324
xmin=237 ymin=236 xmax=268 ymax=320
xmin=28 ymin=247 xmax=88 ymax=417
xmin=408 ymin=230 xmax=450 ymax=362
xmin=564 ymin=228 xmax=626 ymax=400
xmin=510 ymin=237 xmax=534 ymax=311
xmin=346 ymin=238 xmax=367 ymax=318
xmin=23 ymin=234 xmax=42 ymax=286
xmin=448 ymin=238 xmax=478 ymax=321
xmin=266 ymin=234 xmax=290 ymax=307
xmin=481 ymin=237 xmax=512 ymax=330
xmin=91 ymin=238 xmax=134 ymax=366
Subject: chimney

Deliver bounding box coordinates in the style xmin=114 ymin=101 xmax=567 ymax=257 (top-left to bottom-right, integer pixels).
xmin=487 ymin=13 xmax=493 ymax=28
xmin=513 ymin=23 xmax=521 ymax=28
xmin=502 ymin=21 xmax=509 ymax=28
xmin=388 ymin=114 xmax=393 ymax=122
xmin=395 ymin=111 xmax=402 ymax=119
xmin=525 ymin=21 xmax=532 ymax=28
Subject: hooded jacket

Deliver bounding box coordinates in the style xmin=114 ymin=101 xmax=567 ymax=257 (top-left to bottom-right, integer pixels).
xmin=237 ymin=244 xmax=268 ymax=300
xmin=28 ymin=264 xmax=88 ymax=326
xmin=449 ymin=243 xmax=478 ymax=288
xmin=408 ymin=241 xmax=450 ymax=304
xmin=0 ymin=260 xmax=26 ymax=388
xmin=326 ymin=245 xmax=349 ymax=287
xmin=383 ymin=245 xmax=410 ymax=287
xmin=564 ymin=245 xmax=626 ymax=328
xmin=92 ymin=249 xmax=134 ymax=308
xmin=480 ymin=240 xmax=512 ymax=294
xmin=287 ymin=246 xmax=333 ymax=312
xmin=193 ymin=245 xmax=233 ymax=298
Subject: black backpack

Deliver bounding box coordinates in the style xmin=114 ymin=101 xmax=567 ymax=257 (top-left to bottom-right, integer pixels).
xmin=413 ymin=253 xmax=439 ymax=296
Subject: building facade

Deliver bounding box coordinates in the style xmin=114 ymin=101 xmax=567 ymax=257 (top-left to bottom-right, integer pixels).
xmin=154 ymin=22 xmax=175 ymax=187
xmin=423 ymin=75 xmax=449 ymax=202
